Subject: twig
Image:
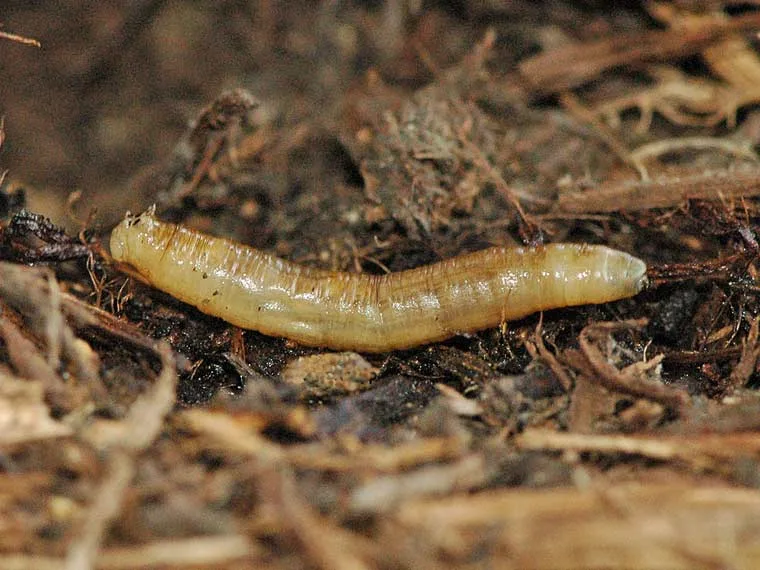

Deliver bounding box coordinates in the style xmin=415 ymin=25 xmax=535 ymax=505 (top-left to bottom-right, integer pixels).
xmin=630 ymin=136 xmax=759 ymax=167
xmin=556 ymin=168 xmax=760 ymax=213
xmin=559 ymin=92 xmax=640 ymax=177
xmin=179 ymin=408 xmax=465 ymax=473
xmin=518 ymin=429 xmax=691 ymax=462
xmin=578 ymin=319 xmax=690 ymax=413
xmin=0 ymin=369 xmax=73 ymax=445
xmin=0 ymin=314 xmax=64 ymax=393
xmin=259 ymin=465 xmax=372 ymax=570
xmin=64 ymin=451 xmax=137 ymax=570
xmin=727 ymin=316 xmax=760 ymax=391
xmin=65 ymin=344 xmax=177 ymax=570
xmin=519 ymin=11 xmax=760 ymax=93
xmin=0 ymin=263 xmax=105 ymax=402
xmin=349 ymin=455 xmax=488 ymax=514
xmin=96 ymin=535 xmax=253 ymax=568
xmin=518 ymin=428 xmax=760 ymax=472
xmin=0 ymin=536 xmax=252 ymax=569
xmin=0 ymin=29 xmax=41 ymax=47
xmin=525 ymin=318 xmax=574 ymax=392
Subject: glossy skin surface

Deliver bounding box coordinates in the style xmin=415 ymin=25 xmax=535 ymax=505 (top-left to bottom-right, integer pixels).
xmin=110 ymin=212 xmax=648 ymax=352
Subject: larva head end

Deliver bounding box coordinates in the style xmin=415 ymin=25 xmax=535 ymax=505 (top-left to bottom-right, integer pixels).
xmin=599 ymin=248 xmax=648 ymax=299
xmin=635 ymin=272 xmax=649 ymax=293
xmin=627 ymin=255 xmax=648 ymax=294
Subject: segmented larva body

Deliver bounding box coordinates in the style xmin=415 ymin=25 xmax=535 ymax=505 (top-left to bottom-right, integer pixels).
xmin=110 ymin=211 xmax=647 ymax=352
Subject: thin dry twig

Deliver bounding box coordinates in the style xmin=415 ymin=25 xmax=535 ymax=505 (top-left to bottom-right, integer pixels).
xmin=577 ymin=319 xmax=690 ymax=413
xmin=0 ymin=313 xmax=64 ymax=392
xmin=727 ymin=316 xmax=760 ymax=391
xmin=525 ymin=319 xmax=574 ymax=392
xmin=0 ymin=263 xmax=104 ymax=401
xmin=96 ymin=535 xmax=254 ymax=569
xmin=65 ymin=344 xmax=177 ymax=570
xmin=349 ymin=454 xmax=488 ymax=514
xmin=258 ymin=465 xmax=372 ymax=570
xmin=646 ymin=251 xmax=751 ymax=287
xmin=0 ymin=535 xmax=252 ymax=570
xmin=0 ymin=369 xmax=72 ymax=445
xmin=65 ymin=451 xmax=137 ymax=570
xmin=556 ymin=168 xmax=760 ymax=213
xmin=519 ymin=11 xmax=760 ymax=93
xmin=518 ymin=428 xmax=760 ymax=474
xmin=0 ymin=29 xmax=41 ymax=47
xmin=559 ymin=91 xmax=639 ymax=176
xmin=629 ymin=136 xmax=758 ymax=168
xmin=180 ymin=408 xmax=466 ymax=473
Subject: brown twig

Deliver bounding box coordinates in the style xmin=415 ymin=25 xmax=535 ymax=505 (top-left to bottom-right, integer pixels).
xmin=647 ymin=252 xmax=752 ymax=287
xmin=577 ymin=319 xmax=691 ymax=413
xmin=556 ymin=168 xmax=760 ymax=213
xmin=519 ymin=11 xmax=760 ymax=93
xmin=0 ymin=29 xmax=41 ymax=47
xmin=0 ymin=263 xmax=104 ymax=403
xmin=65 ymin=344 xmax=177 ymax=570
xmin=525 ymin=319 xmax=574 ymax=392
xmin=258 ymin=465 xmax=372 ymax=570
xmin=727 ymin=316 xmax=760 ymax=391
xmin=559 ymin=91 xmax=639 ymax=176
xmin=97 ymin=536 xmax=254 ymax=569
xmin=516 ymin=429 xmax=760 ymax=473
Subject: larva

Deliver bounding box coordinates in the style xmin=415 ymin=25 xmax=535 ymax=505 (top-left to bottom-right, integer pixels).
xmin=110 ymin=211 xmax=647 ymax=352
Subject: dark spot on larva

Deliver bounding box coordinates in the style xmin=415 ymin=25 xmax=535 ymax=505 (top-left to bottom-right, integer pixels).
xmin=258 ymin=306 xmax=262 ymax=311
xmin=202 ymin=272 xmax=208 ymax=279
xmin=212 ymin=290 xmax=220 ymax=296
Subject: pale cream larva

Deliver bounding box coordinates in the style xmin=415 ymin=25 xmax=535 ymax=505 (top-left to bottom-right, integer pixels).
xmin=110 ymin=211 xmax=648 ymax=352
